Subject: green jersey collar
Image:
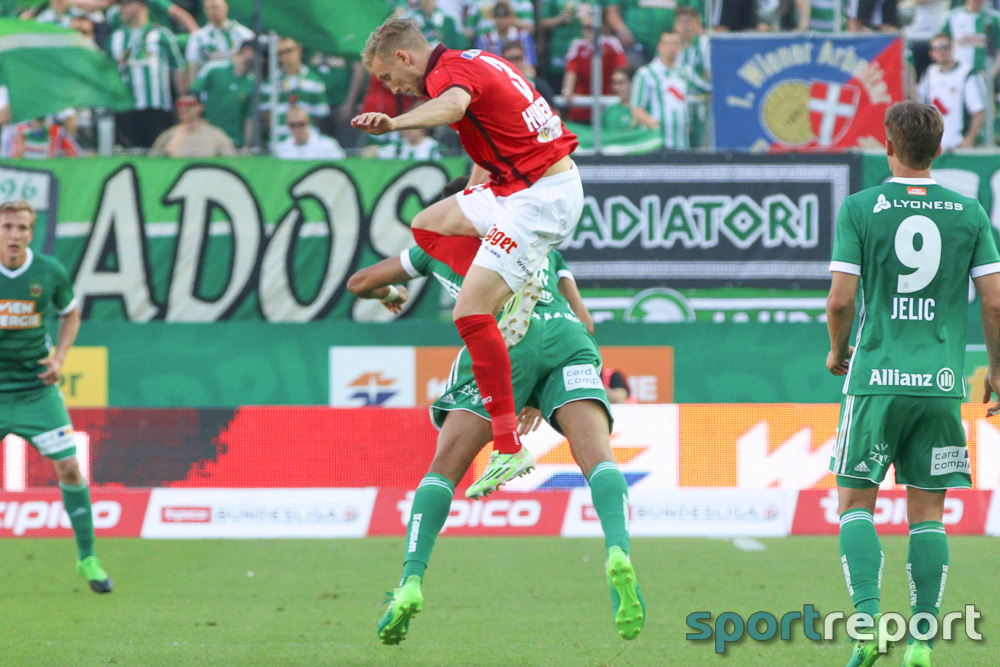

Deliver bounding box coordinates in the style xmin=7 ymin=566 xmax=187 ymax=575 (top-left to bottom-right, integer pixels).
xmin=0 ymin=248 xmax=33 ymax=279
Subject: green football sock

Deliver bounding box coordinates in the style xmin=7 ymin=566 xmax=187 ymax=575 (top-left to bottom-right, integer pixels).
xmin=60 ymin=481 xmax=96 ymax=560
xmin=839 ymin=508 xmax=883 ymax=618
xmin=401 ymin=474 xmax=454 ymax=582
xmin=906 ymin=521 xmax=948 ymax=648
xmin=588 ymin=461 xmax=630 ymax=555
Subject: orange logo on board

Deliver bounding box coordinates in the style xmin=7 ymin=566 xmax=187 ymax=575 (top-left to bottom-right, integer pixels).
xmin=907 ymin=187 xmax=926 ymax=196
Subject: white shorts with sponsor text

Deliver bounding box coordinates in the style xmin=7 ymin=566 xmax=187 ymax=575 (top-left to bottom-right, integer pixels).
xmin=456 ymin=164 xmax=584 ymax=292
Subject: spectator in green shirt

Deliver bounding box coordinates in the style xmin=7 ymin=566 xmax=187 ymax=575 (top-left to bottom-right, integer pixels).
xmin=190 ymin=39 xmax=255 ymax=147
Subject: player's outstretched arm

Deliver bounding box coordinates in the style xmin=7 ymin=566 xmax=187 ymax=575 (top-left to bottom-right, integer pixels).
xmin=38 ymin=306 xmax=81 ymax=386
xmin=974 ymin=272 xmax=1000 ymax=415
xmin=391 ymin=87 xmax=472 ymax=131
xmin=347 ymin=256 xmax=415 ymax=314
xmin=558 ymin=276 xmax=595 ymax=335
xmin=826 ymin=271 xmax=858 ymax=375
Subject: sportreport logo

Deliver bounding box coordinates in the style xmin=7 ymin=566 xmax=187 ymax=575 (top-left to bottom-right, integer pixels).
xmin=686 ymin=605 xmax=982 ymax=654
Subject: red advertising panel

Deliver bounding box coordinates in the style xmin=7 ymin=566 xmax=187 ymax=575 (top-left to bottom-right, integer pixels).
xmin=791 ymin=489 xmax=992 ymax=536
xmin=0 ymin=490 xmax=150 ymax=537
xmin=369 ymin=489 xmax=570 ymax=537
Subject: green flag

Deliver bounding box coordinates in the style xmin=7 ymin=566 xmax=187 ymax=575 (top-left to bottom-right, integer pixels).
xmin=566 ymin=122 xmax=663 ymax=155
xmin=229 ymin=1 xmax=391 ymax=57
xmin=0 ymin=20 xmax=134 ymax=122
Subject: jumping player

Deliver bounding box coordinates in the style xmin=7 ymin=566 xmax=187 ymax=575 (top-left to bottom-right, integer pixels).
xmin=347 ymin=235 xmax=643 ymax=645
xmin=0 ymin=200 xmax=112 ymax=593
xmin=352 ymin=18 xmax=583 ymax=496
xmin=826 ymin=101 xmax=1000 ymax=666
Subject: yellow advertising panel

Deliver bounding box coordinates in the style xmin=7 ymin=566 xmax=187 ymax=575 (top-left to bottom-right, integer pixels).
xmin=58 ymin=346 xmax=108 ymax=407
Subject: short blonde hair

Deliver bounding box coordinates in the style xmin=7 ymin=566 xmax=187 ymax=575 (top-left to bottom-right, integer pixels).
xmin=362 ymin=17 xmax=430 ymax=70
xmin=0 ymin=200 xmax=36 ymax=225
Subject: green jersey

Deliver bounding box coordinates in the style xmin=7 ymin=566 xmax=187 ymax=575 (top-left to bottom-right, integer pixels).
xmin=602 ymin=101 xmax=634 ymax=130
xmin=631 ymin=58 xmax=710 ymax=149
xmin=807 ymin=0 xmax=844 ymax=32
xmin=608 ymin=0 xmax=685 ymax=57
xmin=541 ymin=0 xmax=603 ymax=72
xmin=943 ymin=7 xmax=1000 ymax=73
xmin=106 ymin=0 xmax=174 ymax=32
xmin=191 ymin=59 xmax=254 ymax=147
xmin=831 ymin=177 xmax=1000 ymax=397
xmin=108 ymin=22 xmax=185 ymax=111
xmin=260 ymin=65 xmax=330 ymax=144
xmin=0 ymin=250 xmax=76 ymax=393
xmin=465 ymin=0 xmax=535 ymax=38
xmin=401 ymin=247 xmax=582 ymax=324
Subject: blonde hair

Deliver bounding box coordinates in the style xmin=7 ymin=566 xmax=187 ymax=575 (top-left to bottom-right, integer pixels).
xmin=0 ymin=200 xmax=36 ymax=225
xmin=362 ymin=17 xmax=430 ymax=70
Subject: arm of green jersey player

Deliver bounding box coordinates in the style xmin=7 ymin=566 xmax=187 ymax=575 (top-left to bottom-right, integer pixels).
xmin=557 ymin=274 xmax=594 ymax=335
xmin=346 ymin=253 xmax=418 ymax=314
xmin=974 ymin=272 xmax=1000 ymax=415
xmin=38 ymin=305 xmax=81 ymax=386
xmin=826 ymin=271 xmax=858 ymax=375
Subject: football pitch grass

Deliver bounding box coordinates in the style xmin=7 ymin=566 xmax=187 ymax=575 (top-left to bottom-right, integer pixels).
xmin=3 ymin=536 xmax=998 ymax=666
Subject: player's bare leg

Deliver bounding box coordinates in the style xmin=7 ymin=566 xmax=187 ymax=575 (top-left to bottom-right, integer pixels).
xmin=555 ymin=400 xmax=644 ymax=640
xmin=410 ymin=196 xmax=483 ymax=275
xmin=53 ymin=456 xmax=112 ymax=593
xmin=379 ymin=412 xmax=491 ymax=645
xmin=901 ymin=488 xmax=948 ymax=666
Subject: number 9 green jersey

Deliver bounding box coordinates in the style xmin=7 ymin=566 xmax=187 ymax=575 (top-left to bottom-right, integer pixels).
xmin=830 ymin=177 xmax=1000 ymax=397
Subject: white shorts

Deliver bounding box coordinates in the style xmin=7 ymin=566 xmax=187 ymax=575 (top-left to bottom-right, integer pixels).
xmin=456 ymin=164 xmax=584 ymax=292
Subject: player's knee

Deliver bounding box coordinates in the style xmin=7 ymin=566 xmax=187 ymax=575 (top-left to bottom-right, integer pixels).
xmin=55 ymin=458 xmax=83 ymax=485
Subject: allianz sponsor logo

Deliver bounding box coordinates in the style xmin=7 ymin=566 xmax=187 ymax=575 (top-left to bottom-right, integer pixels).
xmin=631 ymin=502 xmax=780 ymax=522
xmin=873 ymin=193 xmax=963 ymax=213
xmin=867 ymin=367 xmax=955 ymax=391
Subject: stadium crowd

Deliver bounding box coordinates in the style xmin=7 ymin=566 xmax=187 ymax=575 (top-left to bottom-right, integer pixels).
xmin=3 ymin=0 xmax=1000 ymax=156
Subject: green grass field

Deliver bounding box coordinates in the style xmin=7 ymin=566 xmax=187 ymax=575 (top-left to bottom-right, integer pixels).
xmin=3 ymin=536 xmax=998 ymax=666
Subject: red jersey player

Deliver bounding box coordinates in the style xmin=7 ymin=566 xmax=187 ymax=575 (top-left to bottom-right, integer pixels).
xmin=353 ymin=18 xmax=585 ymax=497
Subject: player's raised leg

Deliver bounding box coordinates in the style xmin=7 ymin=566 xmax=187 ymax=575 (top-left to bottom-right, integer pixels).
xmin=554 ymin=399 xmax=644 ymax=640
xmin=900 ymin=488 xmax=948 ymax=666
xmin=378 ymin=411 xmax=492 ymax=645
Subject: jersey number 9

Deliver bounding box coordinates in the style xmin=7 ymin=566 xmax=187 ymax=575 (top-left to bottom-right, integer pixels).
xmin=895 ymin=215 xmax=941 ymax=294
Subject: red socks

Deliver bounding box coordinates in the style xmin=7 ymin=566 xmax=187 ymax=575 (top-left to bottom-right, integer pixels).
xmin=454 ymin=314 xmax=521 ymax=454
xmin=412 ymin=228 xmax=481 ymax=276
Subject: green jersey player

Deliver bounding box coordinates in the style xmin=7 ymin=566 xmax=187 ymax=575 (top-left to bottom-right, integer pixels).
xmin=826 ymin=101 xmax=1000 ymax=667
xmin=0 ymin=201 xmax=111 ymax=593
xmin=347 ymin=201 xmax=643 ymax=646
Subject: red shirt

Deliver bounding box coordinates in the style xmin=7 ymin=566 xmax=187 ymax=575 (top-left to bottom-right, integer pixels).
xmin=423 ymin=44 xmax=578 ymax=196
xmin=565 ymin=36 xmax=628 ymax=123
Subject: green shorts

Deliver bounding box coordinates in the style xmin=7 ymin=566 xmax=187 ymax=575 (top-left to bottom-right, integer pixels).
xmin=830 ymin=393 xmax=970 ymax=490
xmin=431 ymin=316 xmax=613 ymax=435
xmin=0 ymin=385 xmax=76 ymax=460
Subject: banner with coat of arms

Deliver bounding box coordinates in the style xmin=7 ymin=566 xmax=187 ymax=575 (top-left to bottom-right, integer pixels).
xmin=711 ymin=34 xmax=904 ymax=151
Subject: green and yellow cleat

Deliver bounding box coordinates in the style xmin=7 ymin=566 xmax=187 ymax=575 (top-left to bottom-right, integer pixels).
xmin=76 ymin=556 xmax=112 ymax=594
xmin=465 ymin=448 xmax=535 ymax=499
xmin=606 ymin=546 xmax=645 ymax=640
xmin=845 ymin=613 xmax=893 ymax=667
xmin=900 ymin=641 xmax=931 ymax=666
xmin=377 ymin=575 xmax=423 ymax=645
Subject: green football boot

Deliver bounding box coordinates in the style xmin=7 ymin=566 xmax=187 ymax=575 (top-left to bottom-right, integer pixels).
xmin=465 ymin=447 xmax=535 ymax=499
xmin=378 ymin=575 xmax=423 ymax=645
xmin=845 ymin=613 xmax=892 ymax=667
xmin=900 ymin=641 xmax=932 ymax=666
xmin=76 ymin=556 xmax=112 ymax=594
xmin=606 ymin=546 xmax=645 ymax=640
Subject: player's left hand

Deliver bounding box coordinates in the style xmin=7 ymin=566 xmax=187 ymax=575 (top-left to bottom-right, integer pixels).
xmin=517 ymin=406 xmax=543 ymax=435
xmin=381 ymin=285 xmax=409 ymax=314
xmin=983 ymin=372 xmax=1000 ymax=417
xmin=351 ymin=112 xmax=396 ymax=136
xmin=826 ymin=346 xmax=854 ymax=375
xmin=37 ymin=356 xmax=63 ymax=386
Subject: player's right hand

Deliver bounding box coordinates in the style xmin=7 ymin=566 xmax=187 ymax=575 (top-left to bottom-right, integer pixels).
xmin=983 ymin=371 xmax=1000 ymax=417
xmin=351 ymin=112 xmax=395 ymax=136
xmin=381 ymin=285 xmax=409 ymax=314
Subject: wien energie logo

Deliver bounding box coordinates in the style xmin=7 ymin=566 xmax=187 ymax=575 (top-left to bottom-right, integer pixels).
xmin=0 ymin=300 xmax=41 ymax=329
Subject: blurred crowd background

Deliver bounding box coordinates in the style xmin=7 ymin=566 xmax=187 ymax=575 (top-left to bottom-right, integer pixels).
xmin=2 ymin=0 xmax=999 ymax=158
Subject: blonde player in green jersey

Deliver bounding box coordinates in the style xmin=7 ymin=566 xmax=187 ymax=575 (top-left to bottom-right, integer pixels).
xmin=0 ymin=201 xmax=111 ymax=593
xmin=826 ymin=101 xmax=1000 ymax=667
